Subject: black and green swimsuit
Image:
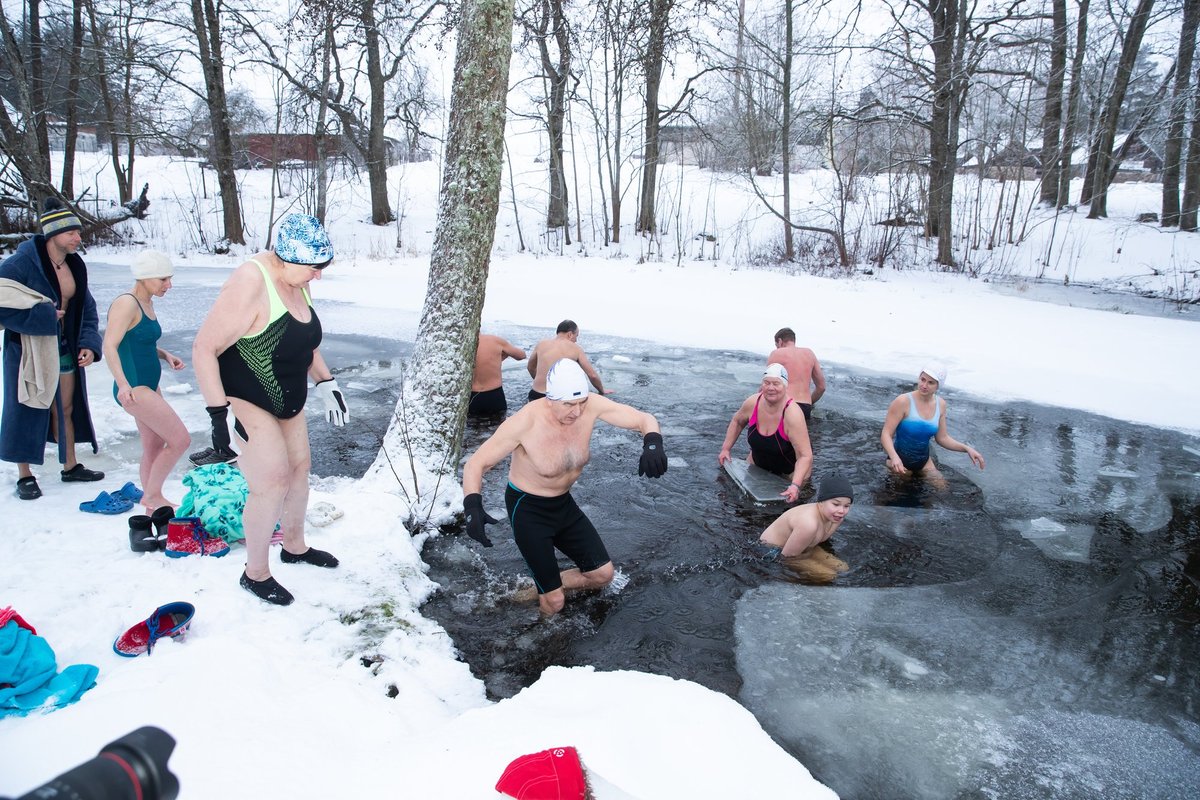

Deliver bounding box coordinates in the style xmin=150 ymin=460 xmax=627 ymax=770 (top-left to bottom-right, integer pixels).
xmin=217 ymin=259 xmax=322 ymax=419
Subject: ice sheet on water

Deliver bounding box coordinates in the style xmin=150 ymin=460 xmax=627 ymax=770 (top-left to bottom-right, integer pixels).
xmin=727 ymin=361 xmax=766 ymax=385
xmin=1010 ymin=517 xmax=1094 ymax=563
xmin=734 ymin=583 xmax=1200 ymax=799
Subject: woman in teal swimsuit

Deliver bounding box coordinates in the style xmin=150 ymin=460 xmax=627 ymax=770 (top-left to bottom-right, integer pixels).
xmin=193 ymin=214 xmax=349 ymax=606
xmin=880 ymin=363 xmax=985 ymax=480
xmin=102 ymin=251 xmax=189 ymax=511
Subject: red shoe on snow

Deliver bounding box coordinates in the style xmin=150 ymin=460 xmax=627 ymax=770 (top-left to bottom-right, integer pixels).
xmin=164 ymin=517 xmax=230 ymax=558
xmin=113 ymin=602 xmax=195 ymax=657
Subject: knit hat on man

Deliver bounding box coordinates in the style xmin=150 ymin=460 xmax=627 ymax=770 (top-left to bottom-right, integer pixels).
xmin=816 ymin=475 xmax=854 ymax=503
xmin=40 ymin=198 xmax=82 ymax=239
xmin=131 ymin=250 xmax=174 ymax=280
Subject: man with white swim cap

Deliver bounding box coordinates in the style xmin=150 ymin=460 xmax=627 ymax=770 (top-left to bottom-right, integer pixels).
xmin=525 ymin=320 xmax=611 ymax=400
xmin=461 ymin=358 xmax=668 ymax=616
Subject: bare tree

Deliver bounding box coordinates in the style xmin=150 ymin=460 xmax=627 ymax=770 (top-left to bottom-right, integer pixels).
xmin=0 ymin=0 xmax=54 ymax=201
xmin=1083 ymin=0 xmax=1155 ymax=218
xmin=634 ymin=0 xmax=704 ymax=235
xmin=1039 ymin=0 xmax=1068 ymax=206
xmin=190 ymin=0 xmax=244 ymax=244
xmin=575 ymin=0 xmax=643 ymax=244
xmin=241 ymin=0 xmax=442 ymax=226
xmin=518 ymin=0 xmax=573 ymax=237
xmin=60 ymin=0 xmax=84 ymax=197
xmin=1056 ymin=0 xmax=1090 ymax=208
xmin=1162 ymin=0 xmax=1199 ymax=227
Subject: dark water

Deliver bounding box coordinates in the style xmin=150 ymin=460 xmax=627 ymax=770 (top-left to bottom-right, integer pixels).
xmin=412 ymin=334 xmax=1200 ymax=800
xmin=83 ymin=263 xmax=1200 ymax=798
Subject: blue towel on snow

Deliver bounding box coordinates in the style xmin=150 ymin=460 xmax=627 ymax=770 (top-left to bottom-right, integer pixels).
xmin=0 ymin=620 xmax=98 ymax=717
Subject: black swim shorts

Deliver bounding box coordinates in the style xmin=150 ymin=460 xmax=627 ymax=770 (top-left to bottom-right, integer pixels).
xmin=505 ymin=482 xmax=610 ymax=594
xmin=468 ymin=386 xmax=507 ymax=416
xmin=527 ymin=389 xmax=546 ymax=401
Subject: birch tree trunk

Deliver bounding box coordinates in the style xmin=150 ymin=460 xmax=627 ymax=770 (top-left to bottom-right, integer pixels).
xmin=383 ymin=0 xmax=515 ymax=488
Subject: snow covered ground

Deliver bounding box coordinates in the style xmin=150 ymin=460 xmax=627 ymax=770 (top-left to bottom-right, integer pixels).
xmin=1 ymin=144 xmax=1198 ymax=798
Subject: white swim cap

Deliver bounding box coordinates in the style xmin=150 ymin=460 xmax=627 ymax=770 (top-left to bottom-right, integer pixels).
xmin=131 ymin=250 xmax=174 ymax=280
xmin=921 ymin=362 xmax=947 ymax=387
xmin=763 ymin=363 xmax=789 ymax=385
xmin=546 ymin=359 xmax=590 ymax=401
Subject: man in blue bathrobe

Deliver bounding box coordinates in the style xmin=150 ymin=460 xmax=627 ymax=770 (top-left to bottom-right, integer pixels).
xmin=0 ymin=199 xmax=104 ymax=499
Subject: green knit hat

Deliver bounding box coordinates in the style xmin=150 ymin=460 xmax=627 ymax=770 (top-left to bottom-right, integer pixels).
xmin=40 ymin=198 xmax=82 ymax=238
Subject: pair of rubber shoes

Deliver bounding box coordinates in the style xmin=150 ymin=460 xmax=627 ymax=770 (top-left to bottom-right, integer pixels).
xmin=15 ymin=463 xmax=105 ymax=500
xmin=128 ymin=510 xmax=231 ymax=557
xmin=241 ymin=547 xmax=340 ymax=606
xmin=127 ymin=506 xmax=175 ymax=553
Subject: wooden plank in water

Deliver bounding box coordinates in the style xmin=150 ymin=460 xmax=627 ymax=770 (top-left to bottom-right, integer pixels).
xmin=723 ymin=459 xmax=790 ymax=504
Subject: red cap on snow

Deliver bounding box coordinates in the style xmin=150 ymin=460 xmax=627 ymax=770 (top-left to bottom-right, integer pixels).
xmin=495 ymin=746 xmax=588 ymax=800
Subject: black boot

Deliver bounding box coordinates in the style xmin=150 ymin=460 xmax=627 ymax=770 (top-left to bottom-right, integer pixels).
xmin=149 ymin=505 xmax=174 ymax=549
xmin=128 ymin=514 xmax=158 ymax=552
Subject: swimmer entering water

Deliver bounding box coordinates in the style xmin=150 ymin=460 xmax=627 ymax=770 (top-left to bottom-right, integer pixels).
xmin=758 ymin=475 xmax=853 ymax=582
xmin=881 ymin=362 xmax=984 ymax=486
xmin=461 ymin=359 xmax=668 ymax=617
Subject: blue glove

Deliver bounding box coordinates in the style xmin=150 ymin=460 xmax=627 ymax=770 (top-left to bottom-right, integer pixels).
xmin=463 ymin=493 xmax=497 ymax=547
xmin=639 ymin=432 xmax=668 ymax=478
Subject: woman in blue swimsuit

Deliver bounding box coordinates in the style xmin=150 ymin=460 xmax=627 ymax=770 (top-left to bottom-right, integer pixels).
xmin=102 ymin=251 xmax=189 ymax=511
xmin=193 ymin=214 xmax=350 ymax=606
xmin=880 ymin=363 xmax=985 ymax=478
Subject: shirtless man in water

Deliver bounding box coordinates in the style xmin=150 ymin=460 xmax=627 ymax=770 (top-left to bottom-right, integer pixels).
xmin=766 ymin=327 xmax=825 ymax=421
xmin=758 ymin=475 xmax=852 ymax=581
xmin=461 ymin=359 xmax=668 ymax=616
xmin=468 ymin=332 xmax=526 ymax=416
xmin=526 ymin=320 xmax=610 ymax=400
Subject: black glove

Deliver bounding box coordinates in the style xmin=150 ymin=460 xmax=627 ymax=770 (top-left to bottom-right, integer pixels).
xmin=463 ymin=493 xmax=498 ymax=547
xmin=639 ymin=432 xmax=668 ymax=478
xmin=206 ymin=404 xmax=237 ymax=458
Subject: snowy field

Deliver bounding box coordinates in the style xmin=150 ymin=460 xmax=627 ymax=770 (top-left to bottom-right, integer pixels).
xmin=1 ymin=137 xmax=1198 ymax=798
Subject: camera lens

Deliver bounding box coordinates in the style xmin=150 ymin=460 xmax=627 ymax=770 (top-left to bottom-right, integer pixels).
xmin=14 ymin=726 xmax=179 ymax=800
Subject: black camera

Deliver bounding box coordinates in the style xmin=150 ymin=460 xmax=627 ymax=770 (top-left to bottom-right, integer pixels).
xmin=4 ymin=726 xmax=179 ymax=800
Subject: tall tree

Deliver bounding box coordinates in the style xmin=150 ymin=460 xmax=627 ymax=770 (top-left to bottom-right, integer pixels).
xmin=1162 ymin=0 xmax=1199 ymax=227
xmin=519 ymin=0 xmax=572 ymax=237
xmin=60 ymin=0 xmax=84 ymax=197
xmin=635 ymin=0 xmax=672 ymax=234
xmin=1182 ymin=58 xmax=1200 ymax=230
xmin=190 ymin=0 xmax=244 ymax=244
xmin=389 ymin=0 xmax=515 ymax=480
xmin=923 ymin=0 xmax=971 ymax=266
xmin=1056 ymin=0 xmax=1090 ymax=208
xmin=1039 ymin=0 xmax=1068 ymax=206
xmin=1083 ymin=0 xmax=1155 ymax=218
